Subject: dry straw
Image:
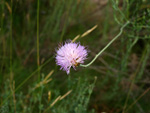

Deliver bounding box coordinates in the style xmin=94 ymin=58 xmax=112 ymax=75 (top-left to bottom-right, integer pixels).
xmin=72 ymin=25 xmax=98 ymax=42
xmin=32 ymin=70 xmax=54 ymax=90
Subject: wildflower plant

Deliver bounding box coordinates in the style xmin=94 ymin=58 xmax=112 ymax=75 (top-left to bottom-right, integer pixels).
xmin=55 ymin=41 xmax=88 ymax=74
xmin=1 ymin=0 xmax=150 ymax=113
xmin=56 ymin=21 xmax=130 ymax=74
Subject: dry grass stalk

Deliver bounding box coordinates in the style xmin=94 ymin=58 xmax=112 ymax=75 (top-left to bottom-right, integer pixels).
xmin=60 ymin=90 xmax=72 ymax=100
xmin=5 ymin=2 xmax=12 ymax=14
xmin=125 ymin=88 xmax=150 ymax=112
xmin=81 ymin=25 xmax=98 ymax=37
xmin=72 ymin=25 xmax=98 ymax=42
xmin=49 ymin=90 xmax=72 ymax=108
xmin=48 ymin=91 xmax=51 ymax=102
xmin=72 ymin=35 xmax=80 ymax=43
xmin=32 ymin=70 xmax=54 ymax=90
xmin=44 ymin=70 xmax=54 ymax=81
xmin=50 ymin=96 xmax=61 ymax=107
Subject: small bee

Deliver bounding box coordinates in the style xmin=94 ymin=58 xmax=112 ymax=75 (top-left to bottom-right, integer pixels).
xmin=74 ymin=62 xmax=80 ymax=67
xmin=73 ymin=58 xmax=80 ymax=67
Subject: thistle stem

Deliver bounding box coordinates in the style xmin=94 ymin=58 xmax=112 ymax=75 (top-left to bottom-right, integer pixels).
xmin=80 ymin=21 xmax=130 ymax=67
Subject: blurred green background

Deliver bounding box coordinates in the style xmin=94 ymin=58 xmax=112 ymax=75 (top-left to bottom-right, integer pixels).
xmin=0 ymin=0 xmax=150 ymax=113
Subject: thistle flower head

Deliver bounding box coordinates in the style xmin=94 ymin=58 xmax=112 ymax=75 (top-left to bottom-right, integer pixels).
xmin=55 ymin=41 xmax=88 ymax=74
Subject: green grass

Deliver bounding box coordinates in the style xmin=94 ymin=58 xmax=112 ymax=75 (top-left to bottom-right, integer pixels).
xmin=0 ymin=0 xmax=150 ymax=113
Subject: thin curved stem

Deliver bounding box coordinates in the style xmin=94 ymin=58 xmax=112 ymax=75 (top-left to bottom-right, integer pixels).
xmin=80 ymin=21 xmax=130 ymax=67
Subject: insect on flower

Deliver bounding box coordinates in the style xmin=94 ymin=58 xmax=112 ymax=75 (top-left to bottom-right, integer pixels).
xmin=55 ymin=40 xmax=88 ymax=74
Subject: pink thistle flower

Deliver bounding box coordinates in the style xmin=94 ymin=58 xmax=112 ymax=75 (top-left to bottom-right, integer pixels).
xmin=55 ymin=41 xmax=88 ymax=74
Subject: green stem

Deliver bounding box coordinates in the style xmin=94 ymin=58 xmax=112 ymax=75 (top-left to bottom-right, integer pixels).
xmin=0 ymin=0 xmax=5 ymax=80
xmin=37 ymin=0 xmax=40 ymax=80
xmin=9 ymin=0 xmax=13 ymax=89
xmin=80 ymin=21 xmax=130 ymax=68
